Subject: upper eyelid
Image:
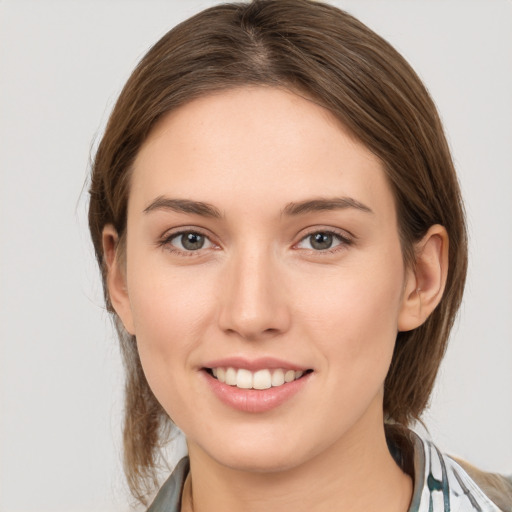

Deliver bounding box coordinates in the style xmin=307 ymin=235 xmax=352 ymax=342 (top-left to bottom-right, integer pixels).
xmin=160 ymin=226 xmax=215 ymax=241
xmin=296 ymin=226 xmax=354 ymax=242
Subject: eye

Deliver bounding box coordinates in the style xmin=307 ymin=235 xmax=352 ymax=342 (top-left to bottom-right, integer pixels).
xmin=296 ymin=230 xmax=350 ymax=251
xmin=165 ymin=231 xmax=215 ymax=252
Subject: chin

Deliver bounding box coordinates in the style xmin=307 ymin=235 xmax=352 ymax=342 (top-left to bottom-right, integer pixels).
xmin=191 ymin=426 xmax=325 ymax=475
xmin=214 ymin=446 xmax=307 ymax=474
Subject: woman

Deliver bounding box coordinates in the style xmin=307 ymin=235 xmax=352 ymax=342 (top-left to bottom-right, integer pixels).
xmin=88 ymin=1 xmax=511 ymax=510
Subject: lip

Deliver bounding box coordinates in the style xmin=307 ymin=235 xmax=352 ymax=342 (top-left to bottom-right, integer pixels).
xmin=201 ymin=363 xmax=312 ymax=413
xmin=202 ymin=356 xmax=309 ymax=372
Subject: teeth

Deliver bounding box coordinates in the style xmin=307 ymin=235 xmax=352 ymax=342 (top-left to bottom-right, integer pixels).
xmin=225 ymin=367 xmax=237 ymax=386
xmin=253 ymin=369 xmax=272 ymax=390
xmin=237 ymin=369 xmax=253 ymax=389
xmin=271 ymin=369 xmax=285 ymax=387
xmin=211 ymin=367 xmax=306 ymax=389
xmin=284 ymin=370 xmax=295 ymax=383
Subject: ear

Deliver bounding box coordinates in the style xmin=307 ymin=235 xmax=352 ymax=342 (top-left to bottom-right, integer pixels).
xmin=398 ymin=225 xmax=449 ymax=332
xmin=102 ymin=225 xmax=136 ymax=335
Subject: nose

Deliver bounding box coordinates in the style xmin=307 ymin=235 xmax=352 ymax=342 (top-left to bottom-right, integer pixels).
xmin=217 ymin=244 xmax=291 ymax=341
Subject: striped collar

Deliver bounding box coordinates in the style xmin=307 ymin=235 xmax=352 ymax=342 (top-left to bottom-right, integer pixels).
xmin=407 ymin=431 xmax=501 ymax=511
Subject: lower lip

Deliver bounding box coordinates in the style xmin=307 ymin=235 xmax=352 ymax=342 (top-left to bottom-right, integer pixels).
xmin=203 ymin=371 xmax=311 ymax=413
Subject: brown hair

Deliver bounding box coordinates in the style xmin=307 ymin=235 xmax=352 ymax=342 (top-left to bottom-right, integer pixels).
xmin=88 ymin=0 xmax=467 ymax=502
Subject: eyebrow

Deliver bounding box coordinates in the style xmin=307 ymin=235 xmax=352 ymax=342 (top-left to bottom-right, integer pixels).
xmin=143 ymin=196 xmax=222 ymax=218
xmin=143 ymin=195 xmax=373 ymax=218
xmin=282 ymin=197 xmax=373 ymax=216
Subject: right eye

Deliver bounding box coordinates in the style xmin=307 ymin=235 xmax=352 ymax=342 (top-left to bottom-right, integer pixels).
xmin=164 ymin=231 xmax=215 ymax=253
xmin=295 ymin=230 xmax=352 ymax=253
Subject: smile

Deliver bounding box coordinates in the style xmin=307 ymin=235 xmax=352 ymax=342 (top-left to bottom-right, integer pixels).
xmin=203 ymin=366 xmax=313 ymax=413
xmin=208 ymin=367 xmax=306 ymax=390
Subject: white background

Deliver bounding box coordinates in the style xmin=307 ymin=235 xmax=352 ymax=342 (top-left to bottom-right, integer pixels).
xmin=0 ymin=1 xmax=511 ymax=511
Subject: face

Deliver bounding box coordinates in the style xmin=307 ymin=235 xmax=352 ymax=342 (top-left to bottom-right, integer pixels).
xmin=111 ymin=87 xmax=417 ymax=473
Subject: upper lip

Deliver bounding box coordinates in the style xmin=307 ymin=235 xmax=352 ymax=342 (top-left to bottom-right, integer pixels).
xmin=202 ymin=356 xmax=310 ymax=372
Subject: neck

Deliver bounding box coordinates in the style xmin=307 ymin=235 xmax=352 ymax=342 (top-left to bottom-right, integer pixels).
xmin=183 ymin=417 xmax=412 ymax=512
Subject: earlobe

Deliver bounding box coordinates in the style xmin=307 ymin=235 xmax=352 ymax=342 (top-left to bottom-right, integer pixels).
xmin=102 ymin=225 xmax=136 ymax=335
xmin=398 ymin=225 xmax=449 ymax=332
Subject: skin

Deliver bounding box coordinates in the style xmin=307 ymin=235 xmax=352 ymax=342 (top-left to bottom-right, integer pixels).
xmin=104 ymin=86 xmax=448 ymax=512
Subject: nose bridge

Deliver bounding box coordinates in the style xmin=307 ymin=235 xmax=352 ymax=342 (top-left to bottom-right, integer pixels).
xmin=218 ymin=240 xmax=289 ymax=339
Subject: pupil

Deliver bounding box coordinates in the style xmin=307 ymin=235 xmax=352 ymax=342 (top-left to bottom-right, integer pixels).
xmin=182 ymin=233 xmax=204 ymax=250
xmin=311 ymin=232 xmax=332 ymax=250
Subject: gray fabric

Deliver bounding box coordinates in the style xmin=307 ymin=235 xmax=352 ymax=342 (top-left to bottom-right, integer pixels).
xmin=147 ymin=457 xmax=189 ymax=512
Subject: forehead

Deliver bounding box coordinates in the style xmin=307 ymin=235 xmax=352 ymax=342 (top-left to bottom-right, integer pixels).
xmin=130 ymin=86 xmax=394 ymax=219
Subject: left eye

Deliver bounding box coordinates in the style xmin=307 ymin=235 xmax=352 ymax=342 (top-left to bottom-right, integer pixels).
xmin=296 ymin=231 xmax=347 ymax=251
xmin=168 ymin=231 xmax=214 ymax=251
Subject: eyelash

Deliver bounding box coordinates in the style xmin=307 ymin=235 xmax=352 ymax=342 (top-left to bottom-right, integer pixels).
xmin=157 ymin=228 xmax=353 ymax=256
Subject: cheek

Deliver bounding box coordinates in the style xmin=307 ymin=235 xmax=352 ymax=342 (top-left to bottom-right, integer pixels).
xmin=295 ymin=253 xmax=404 ymax=377
xmin=295 ymin=264 xmax=403 ymax=429
xmin=127 ymin=270 xmax=217 ymax=427
xmin=125 ymin=258 xmax=218 ymax=390
xmin=131 ymin=272 xmax=214 ymax=337
xmin=298 ymin=253 xmax=403 ymax=329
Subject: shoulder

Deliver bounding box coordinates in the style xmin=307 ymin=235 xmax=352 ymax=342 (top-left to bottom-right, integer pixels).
xmin=409 ymin=430 xmax=510 ymax=512
xmin=452 ymin=457 xmax=512 ymax=512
